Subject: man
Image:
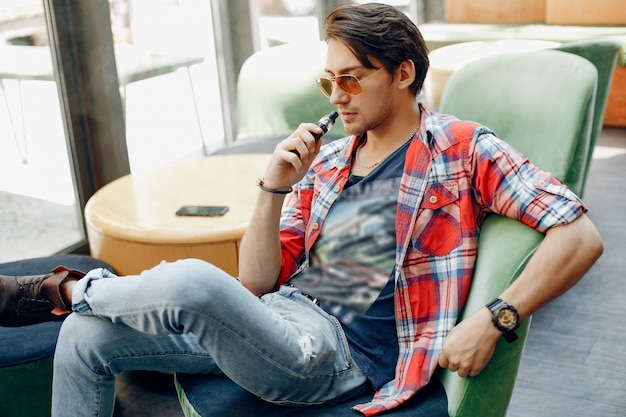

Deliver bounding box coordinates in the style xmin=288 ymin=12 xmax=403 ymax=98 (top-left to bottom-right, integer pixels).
xmin=0 ymin=3 xmax=602 ymax=416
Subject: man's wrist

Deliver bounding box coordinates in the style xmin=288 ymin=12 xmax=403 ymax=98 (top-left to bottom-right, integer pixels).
xmin=481 ymin=307 xmax=504 ymax=340
xmin=486 ymin=298 xmax=520 ymax=343
xmin=257 ymin=178 xmax=293 ymax=194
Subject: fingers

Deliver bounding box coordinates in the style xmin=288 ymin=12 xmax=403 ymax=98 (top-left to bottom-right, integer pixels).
xmin=289 ymin=138 xmax=308 ymax=160
xmin=276 ymin=123 xmax=322 ymax=172
xmin=281 ymin=123 xmax=322 ymax=163
xmin=437 ymin=308 xmax=500 ymax=378
xmin=439 ymin=340 xmax=484 ymax=376
xmin=438 ymin=353 xmax=483 ymax=378
xmin=263 ymin=124 xmax=323 ymax=189
xmin=440 ymin=347 xmax=491 ymax=377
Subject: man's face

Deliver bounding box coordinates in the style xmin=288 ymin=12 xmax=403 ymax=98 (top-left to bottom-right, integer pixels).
xmin=324 ymin=38 xmax=394 ymax=136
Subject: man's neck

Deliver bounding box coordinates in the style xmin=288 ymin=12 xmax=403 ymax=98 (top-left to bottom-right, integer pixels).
xmin=351 ymin=105 xmax=421 ymax=176
xmin=363 ymin=106 xmax=421 ymax=153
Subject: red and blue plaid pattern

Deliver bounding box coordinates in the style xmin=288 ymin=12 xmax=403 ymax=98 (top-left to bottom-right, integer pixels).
xmin=276 ymin=106 xmax=585 ymax=415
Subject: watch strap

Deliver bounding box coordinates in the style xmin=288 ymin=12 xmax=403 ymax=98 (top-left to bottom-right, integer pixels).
xmin=486 ymin=298 xmax=519 ymax=343
xmin=502 ymin=329 xmax=519 ymax=343
xmin=486 ymin=298 xmax=507 ymax=311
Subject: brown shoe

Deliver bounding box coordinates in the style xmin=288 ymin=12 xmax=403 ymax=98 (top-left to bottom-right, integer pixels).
xmin=0 ymin=265 xmax=86 ymax=327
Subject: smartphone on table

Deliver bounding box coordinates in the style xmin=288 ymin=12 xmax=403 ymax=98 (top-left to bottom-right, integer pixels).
xmin=175 ymin=205 xmax=229 ymax=217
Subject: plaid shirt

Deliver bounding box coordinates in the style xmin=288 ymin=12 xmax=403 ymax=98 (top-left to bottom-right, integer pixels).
xmin=276 ymin=106 xmax=585 ymax=415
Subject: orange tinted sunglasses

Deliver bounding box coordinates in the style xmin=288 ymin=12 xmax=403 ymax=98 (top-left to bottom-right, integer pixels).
xmin=316 ymin=67 xmax=384 ymax=97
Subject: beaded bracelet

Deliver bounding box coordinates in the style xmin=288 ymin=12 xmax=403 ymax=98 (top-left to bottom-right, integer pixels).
xmin=257 ymin=178 xmax=293 ymax=194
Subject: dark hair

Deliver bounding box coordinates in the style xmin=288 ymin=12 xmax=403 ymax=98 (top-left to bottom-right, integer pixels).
xmin=323 ymin=2 xmax=429 ymax=96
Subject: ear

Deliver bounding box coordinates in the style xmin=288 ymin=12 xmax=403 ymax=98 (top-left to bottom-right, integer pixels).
xmin=396 ymin=59 xmax=416 ymax=91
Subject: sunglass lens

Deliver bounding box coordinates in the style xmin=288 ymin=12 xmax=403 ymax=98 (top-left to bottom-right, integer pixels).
xmin=336 ymin=75 xmax=361 ymax=95
xmin=317 ymin=78 xmax=333 ymax=97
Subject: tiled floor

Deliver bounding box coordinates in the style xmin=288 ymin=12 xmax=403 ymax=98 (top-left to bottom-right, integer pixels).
xmin=110 ymin=127 xmax=626 ymax=417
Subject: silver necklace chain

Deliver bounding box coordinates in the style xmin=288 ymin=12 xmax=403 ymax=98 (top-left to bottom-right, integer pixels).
xmin=355 ymin=126 xmax=419 ymax=170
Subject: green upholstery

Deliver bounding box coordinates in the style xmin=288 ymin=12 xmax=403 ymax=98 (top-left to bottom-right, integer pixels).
xmin=440 ymin=49 xmax=597 ymax=196
xmin=235 ymin=42 xmax=347 ymax=141
xmin=553 ymin=39 xmax=621 ymax=195
xmin=437 ymin=50 xmax=598 ymax=417
xmin=176 ymin=377 xmax=200 ymax=417
xmin=435 ymin=216 xmax=541 ymax=417
xmin=0 ymin=339 xmax=57 ymax=417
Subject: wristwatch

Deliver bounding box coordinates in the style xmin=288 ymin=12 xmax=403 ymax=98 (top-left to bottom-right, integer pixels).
xmin=486 ymin=298 xmax=519 ymax=343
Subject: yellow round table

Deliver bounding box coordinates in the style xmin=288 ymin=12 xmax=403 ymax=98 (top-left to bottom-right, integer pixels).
xmin=85 ymin=154 xmax=271 ymax=276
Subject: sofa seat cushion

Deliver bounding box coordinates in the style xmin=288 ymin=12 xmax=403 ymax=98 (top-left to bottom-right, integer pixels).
xmin=0 ymin=322 xmax=63 ymax=367
xmin=175 ymin=373 xmax=448 ymax=417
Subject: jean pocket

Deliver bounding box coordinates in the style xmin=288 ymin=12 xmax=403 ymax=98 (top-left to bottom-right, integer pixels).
xmin=326 ymin=320 xmax=354 ymax=376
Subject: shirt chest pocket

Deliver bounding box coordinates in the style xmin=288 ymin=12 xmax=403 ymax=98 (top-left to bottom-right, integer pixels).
xmin=411 ymin=181 xmax=462 ymax=256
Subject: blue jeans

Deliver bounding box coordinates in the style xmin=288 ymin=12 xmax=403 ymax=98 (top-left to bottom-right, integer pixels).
xmin=51 ymin=259 xmax=368 ymax=417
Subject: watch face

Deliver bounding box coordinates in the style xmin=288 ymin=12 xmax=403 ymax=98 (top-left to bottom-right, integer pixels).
xmin=497 ymin=308 xmax=518 ymax=330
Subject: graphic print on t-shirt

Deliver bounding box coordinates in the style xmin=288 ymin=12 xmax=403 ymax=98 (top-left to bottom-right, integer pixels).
xmin=290 ymin=140 xmax=410 ymax=387
xmin=292 ymin=175 xmax=400 ymax=316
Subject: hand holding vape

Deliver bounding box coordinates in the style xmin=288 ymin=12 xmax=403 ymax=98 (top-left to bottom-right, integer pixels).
xmin=312 ymin=111 xmax=339 ymax=140
xmin=291 ymin=111 xmax=339 ymax=158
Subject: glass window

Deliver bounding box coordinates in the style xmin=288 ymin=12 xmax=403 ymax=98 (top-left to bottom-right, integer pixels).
xmin=255 ymin=1 xmax=419 ymax=49
xmin=111 ymin=0 xmax=224 ymax=172
xmin=0 ymin=0 xmax=224 ymax=263
xmin=257 ymin=0 xmax=320 ymax=48
xmin=0 ymin=0 xmax=84 ymax=262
